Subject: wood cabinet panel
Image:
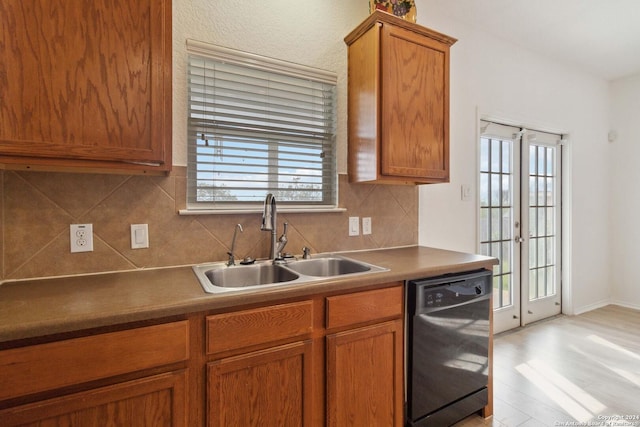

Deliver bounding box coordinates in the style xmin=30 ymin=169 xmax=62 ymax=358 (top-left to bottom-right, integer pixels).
xmin=381 ymin=24 xmax=448 ymax=179
xmin=207 ymin=341 xmax=313 ymax=427
xmin=345 ymin=22 xmax=380 ymax=183
xmin=206 ymin=300 xmax=313 ymax=355
xmin=0 ymin=370 xmax=187 ymax=427
xmin=345 ymin=11 xmax=456 ymax=184
xmin=326 ymin=320 xmax=404 ymax=427
xmin=0 ymin=321 xmax=189 ymax=401
xmin=326 ymin=284 xmax=403 ymax=330
xmin=0 ymin=0 xmax=172 ymax=172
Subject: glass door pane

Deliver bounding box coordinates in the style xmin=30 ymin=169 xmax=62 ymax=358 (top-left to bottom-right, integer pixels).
xmin=479 ymin=121 xmax=521 ymax=333
xmin=521 ymin=135 xmax=562 ymax=324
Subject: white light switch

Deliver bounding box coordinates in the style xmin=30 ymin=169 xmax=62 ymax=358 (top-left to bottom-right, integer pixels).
xmin=349 ymin=217 xmax=360 ymax=236
xmin=461 ymin=184 xmax=472 ymax=202
xmin=131 ymin=224 xmax=149 ymax=249
xmin=362 ymin=217 xmax=372 ymax=235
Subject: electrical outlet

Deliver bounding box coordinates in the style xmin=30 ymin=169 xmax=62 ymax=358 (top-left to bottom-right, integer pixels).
xmin=362 ymin=217 xmax=372 ymax=235
xmin=70 ymin=224 xmax=94 ymax=253
xmin=349 ymin=217 xmax=360 ymax=236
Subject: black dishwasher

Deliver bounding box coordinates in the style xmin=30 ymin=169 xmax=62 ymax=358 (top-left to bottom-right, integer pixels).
xmin=406 ymin=269 xmax=492 ymax=427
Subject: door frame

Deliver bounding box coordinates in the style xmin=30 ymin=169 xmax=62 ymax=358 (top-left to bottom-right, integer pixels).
xmin=476 ymin=111 xmax=573 ymax=328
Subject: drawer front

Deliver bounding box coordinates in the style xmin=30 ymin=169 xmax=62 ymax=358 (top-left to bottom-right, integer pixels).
xmin=326 ymin=285 xmax=403 ymax=329
xmin=0 ymin=370 xmax=187 ymax=426
xmin=207 ymin=300 xmax=313 ymax=355
xmin=0 ymin=321 xmax=189 ymax=401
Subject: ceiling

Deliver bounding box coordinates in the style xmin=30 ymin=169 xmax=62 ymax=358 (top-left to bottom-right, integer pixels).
xmin=425 ymin=0 xmax=640 ymax=81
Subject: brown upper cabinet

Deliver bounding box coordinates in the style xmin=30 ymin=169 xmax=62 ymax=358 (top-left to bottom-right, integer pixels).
xmin=345 ymin=11 xmax=456 ymax=184
xmin=0 ymin=0 xmax=172 ymax=174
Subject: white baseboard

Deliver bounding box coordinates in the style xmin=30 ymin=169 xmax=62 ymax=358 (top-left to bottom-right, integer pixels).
xmin=572 ymin=299 xmax=611 ymax=315
xmin=610 ymin=300 xmax=640 ymax=311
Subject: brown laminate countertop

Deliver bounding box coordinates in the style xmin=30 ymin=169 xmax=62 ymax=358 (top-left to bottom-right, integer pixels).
xmin=0 ymin=246 xmax=497 ymax=344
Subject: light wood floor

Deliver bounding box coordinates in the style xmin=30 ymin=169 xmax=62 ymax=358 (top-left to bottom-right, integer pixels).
xmin=454 ymin=305 xmax=640 ymax=426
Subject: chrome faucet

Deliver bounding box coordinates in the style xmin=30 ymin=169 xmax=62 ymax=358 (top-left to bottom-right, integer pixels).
xmin=261 ymin=193 xmax=289 ymax=262
xmin=226 ymin=224 xmax=243 ymax=266
xmin=261 ymin=194 xmax=278 ymax=261
xmin=276 ymin=222 xmax=289 ymax=259
xmin=302 ymin=246 xmax=311 ymax=259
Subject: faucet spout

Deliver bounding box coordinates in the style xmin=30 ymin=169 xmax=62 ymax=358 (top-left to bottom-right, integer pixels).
xmin=261 ymin=193 xmax=278 ymax=260
xmin=226 ymin=223 xmax=243 ymax=266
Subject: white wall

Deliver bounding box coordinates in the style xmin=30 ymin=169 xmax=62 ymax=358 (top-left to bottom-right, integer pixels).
xmin=416 ymin=1 xmax=612 ymax=314
xmin=172 ymin=0 xmax=369 ymax=171
xmin=610 ymin=73 xmax=640 ymax=310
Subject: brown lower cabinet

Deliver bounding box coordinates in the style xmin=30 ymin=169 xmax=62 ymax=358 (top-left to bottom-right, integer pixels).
xmin=0 ymin=321 xmax=190 ymax=426
xmin=0 ymin=371 xmax=187 ymax=426
xmin=326 ymin=320 xmax=404 ymax=427
xmin=207 ymin=341 xmax=313 ymax=427
xmin=0 ymin=283 xmax=404 ymax=426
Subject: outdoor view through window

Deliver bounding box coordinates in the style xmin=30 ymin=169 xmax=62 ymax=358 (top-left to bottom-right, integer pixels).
xmin=186 ymin=44 xmax=337 ymax=210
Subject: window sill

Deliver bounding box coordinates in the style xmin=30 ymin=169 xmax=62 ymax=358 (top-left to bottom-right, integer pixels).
xmin=178 ymin=207 xmax=347 ymax=215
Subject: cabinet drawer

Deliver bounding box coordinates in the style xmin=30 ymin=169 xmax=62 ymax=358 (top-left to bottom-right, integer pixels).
xmin=0 ymin=370 xmax=187 ymax=426
xmin=0 ymin=321 xmax=189 ymax=401
xmin=326 ymin=285 xmax=403 ymax=329
xmin=206 ymin=301 xmax=313 ymax=355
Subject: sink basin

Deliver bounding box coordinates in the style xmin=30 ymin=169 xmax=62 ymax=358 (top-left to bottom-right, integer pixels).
xmin=205 ymin=263 xmax=299 ymax=288
xmin=193 ymin=263 xmax=299 ymax=293
xmin=284 ymin=257 xmax=372 ymax=277
xmin=192 ymin=254 xmax=388 ymax=294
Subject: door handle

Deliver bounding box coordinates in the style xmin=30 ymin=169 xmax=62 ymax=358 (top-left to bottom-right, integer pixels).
xmin=514 ymin=222 xmax=524 ymax=243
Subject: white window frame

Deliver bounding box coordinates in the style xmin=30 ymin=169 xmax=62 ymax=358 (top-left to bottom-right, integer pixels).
xmin=183 ymin=40 xmax=338 ymax=214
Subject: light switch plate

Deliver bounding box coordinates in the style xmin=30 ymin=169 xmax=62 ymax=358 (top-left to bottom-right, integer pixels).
xmin=131 ymin=224 xmax=149 ymax=249
xmin=348 ymin=217 xmax=360 ymax=236
xmin=461 ymin=184 xmax=472 ymax=201
xmin=362 ymin=217 xmax=372 ymax=235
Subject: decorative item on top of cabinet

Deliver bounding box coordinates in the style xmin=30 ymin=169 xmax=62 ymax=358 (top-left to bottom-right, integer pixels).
xmin=369 ymin=0 xmax=417 ymax=23
xmin=345 ymin=11 xmax=456 ymax=185
xmin=0 ymin=0 xmax=172 ymax=175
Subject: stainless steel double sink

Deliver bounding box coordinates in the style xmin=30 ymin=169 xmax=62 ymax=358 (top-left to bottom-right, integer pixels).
xmin=192 ymin=254 xmax=388 ymax=294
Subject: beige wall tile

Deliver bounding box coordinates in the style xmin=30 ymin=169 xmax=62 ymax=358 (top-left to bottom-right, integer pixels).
xmin=0 ymin=171 xmax=418 ymax=281
xmin=10 ymin=235 xmax=135 ymax=280
xmin=4 ymin=172 xmax=75 ymax=277
xmin=18 ymin=171 xmax=128 ymax=218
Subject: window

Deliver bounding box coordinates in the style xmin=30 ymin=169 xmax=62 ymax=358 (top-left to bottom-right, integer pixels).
xmin=186 ymin=40 xmax=337 ymax=212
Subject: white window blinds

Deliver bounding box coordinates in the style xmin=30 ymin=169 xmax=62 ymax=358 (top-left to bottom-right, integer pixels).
xmin=186 ymin=40 xmax=337 ymax=211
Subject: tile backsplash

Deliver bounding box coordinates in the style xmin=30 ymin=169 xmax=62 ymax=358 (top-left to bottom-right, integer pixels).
xmin=0 ymin=168 xmax=417 ymax=281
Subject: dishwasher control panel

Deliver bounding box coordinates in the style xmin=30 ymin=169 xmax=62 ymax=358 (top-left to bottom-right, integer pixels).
xmin=408 ymin=269 xmax=492 ymax=312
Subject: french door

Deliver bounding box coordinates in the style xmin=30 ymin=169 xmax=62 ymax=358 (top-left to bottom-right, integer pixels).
xmin=479 ymin=120 xmax=562 ymax=334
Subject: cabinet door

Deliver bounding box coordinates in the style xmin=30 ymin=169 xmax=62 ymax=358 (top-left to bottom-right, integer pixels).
xmin=207 ymin=341 xmax=313 ymax=427
xmin=326 ymin=320 xmax=404 ymax=427
xmin=0 ymin=370 xmax=187 ymax=427
xmin=380 ymin=23 xmax=449 ymax=182
xmin=0 ymin=0 xmax=171 ymax=171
